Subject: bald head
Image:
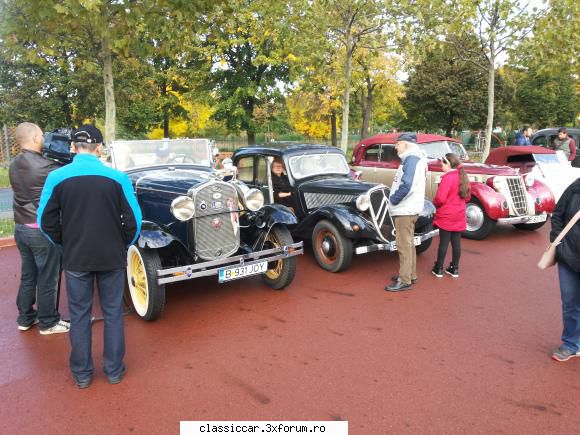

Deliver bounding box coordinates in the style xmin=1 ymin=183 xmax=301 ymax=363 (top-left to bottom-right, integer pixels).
xmin=15 ymin=122 xmax=44 ymax=152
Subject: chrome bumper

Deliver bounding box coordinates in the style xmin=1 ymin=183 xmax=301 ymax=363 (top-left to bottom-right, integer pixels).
xmin=157 ymin=241 xmax=304 ymax=285
xmin=355 ymin=229 xmax=439 ymax=255
xmin=498 ymin=213 xmax=548 ymax=225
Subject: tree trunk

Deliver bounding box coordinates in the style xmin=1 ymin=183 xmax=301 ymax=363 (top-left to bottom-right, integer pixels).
xmin=361 ymin=77 xmax=372 ymax=139
xmin=483 ymin=56 xmax=495 ymax=162
xmin=330 ymin=111 xmax=337 ymax=147
xmin=340 ymin=39 xmax=353 ymax=153
xmin=161 ymin=80 xmax=169 ymax=137
xmin=101 ymin=8 xmax=116 ymax=144
xmin=246 ymin=130 xmax=256 ymax=145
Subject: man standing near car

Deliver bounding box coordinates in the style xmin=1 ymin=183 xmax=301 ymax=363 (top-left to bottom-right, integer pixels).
xmin=386 ymin=133 xmax=427 ymax=292
xmin=515 ymin=126 xmax=533 ymax=145
xmin=9 ymin=122 xmax=69 ymax=334
xmin=38 ymin=125 xmax=142 ymax=388
xmin=552 ymin=127 xmax=576 ymax=162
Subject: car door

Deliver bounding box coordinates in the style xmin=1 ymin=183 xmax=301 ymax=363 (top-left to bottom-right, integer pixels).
xmin=353 ymin=144 xmax=382 ymax=182
xmin=373 ymin=144 xmax=400 ymax=187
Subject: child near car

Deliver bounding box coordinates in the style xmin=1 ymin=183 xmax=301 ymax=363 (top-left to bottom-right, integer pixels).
xmin=432 ymin=153 xmax=471 ymax=278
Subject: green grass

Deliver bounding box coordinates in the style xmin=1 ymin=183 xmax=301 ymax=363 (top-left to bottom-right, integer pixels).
xmin=0 ymin=167 xmax=9 ymax=188
xmin=0 ymin=219 xmax=15 ymax=237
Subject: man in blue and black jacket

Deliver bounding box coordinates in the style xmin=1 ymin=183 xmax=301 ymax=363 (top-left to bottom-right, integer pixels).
xmin=38 ymin=125 xmax=142 ymax=388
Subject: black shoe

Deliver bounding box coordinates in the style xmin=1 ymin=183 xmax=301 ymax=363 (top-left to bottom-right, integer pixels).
xmin=385 ymin=280 xmax=413 ymax=292
xmin=445 ymin=265 xmax=459 ymax=278
xmin=73 ymin=376 xmax=92 ymax=389
xmin=391 ymin=275 xmax=417 ymax=284
xmin=431 ymin=265 xmax=443 ymax=278
xmin=107 ymin=366 xmax=127 ymax=385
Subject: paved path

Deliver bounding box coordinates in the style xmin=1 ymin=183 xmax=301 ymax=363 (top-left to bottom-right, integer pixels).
xmin=0 ymin=225 xmax=578 ymax=434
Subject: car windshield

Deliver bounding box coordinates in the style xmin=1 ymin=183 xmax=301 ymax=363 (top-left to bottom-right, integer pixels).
xmin=110 ymin=139 xmax=213 ymax=170
xmin=288 ymin=152 xmax=350 ymax=179
xmin=533 ymin=153 xmax=564 ymax=164
xmin=420 ymin=141 xmax=468 ymax=160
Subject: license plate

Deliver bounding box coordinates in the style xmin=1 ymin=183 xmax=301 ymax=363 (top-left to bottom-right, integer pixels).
xmin=528 ymin=214 xmax=547 ymax=223
xmin=218 ymin=261 xmax=268 ymax=283
xmin=390 ymin=236 xmax=422 ymax=250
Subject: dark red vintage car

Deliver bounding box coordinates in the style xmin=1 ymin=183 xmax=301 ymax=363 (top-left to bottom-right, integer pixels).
xmin=351 ymin=133 xmax=555 ymax=239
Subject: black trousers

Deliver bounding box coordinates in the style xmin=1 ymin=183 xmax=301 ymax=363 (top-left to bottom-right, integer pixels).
xmin=435 ymin=229 xmax=462 ymax=268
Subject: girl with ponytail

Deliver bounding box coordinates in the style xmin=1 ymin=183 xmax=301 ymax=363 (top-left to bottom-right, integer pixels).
xmin=432 ymin=153 xmax=471 ymax=278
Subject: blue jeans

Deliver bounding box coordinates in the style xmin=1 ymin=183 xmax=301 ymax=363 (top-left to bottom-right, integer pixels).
xmin=558 ymin=263 xmax=580 ymax=353
xmin=14 ymin=224 xmax=61 ymax=329
xmin=65 ymin=269 xmax=126 ymax=381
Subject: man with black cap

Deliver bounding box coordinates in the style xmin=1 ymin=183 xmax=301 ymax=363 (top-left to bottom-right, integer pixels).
xmin=385 ymin=132 xmax=427 ymax=292
xmin=38 ymin=124 xmax=142 ymax=388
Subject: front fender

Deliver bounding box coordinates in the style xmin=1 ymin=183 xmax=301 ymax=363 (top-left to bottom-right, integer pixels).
xmin=470 ymin=182 xmax=508 ymax=221
xmin=294 ymin=205 xmax=377 ymax=239
xmin=137 ymin=221 xmax=185 ymax=250
xmin=527 ymin=179 xmax=555 ymax=214
xmin=256 ymin=204 xmax=298 ymax=228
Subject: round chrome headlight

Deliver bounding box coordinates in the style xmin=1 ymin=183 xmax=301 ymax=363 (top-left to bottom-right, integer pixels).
xmin=356 ymin=194 xmax=370 ymax=211
xmin=243 ymin=188 xmax=264 ymax=211
xmin=170 ymin=196 xmax=195 ymax=221
xmin=492 ymin=177 xmax=503 ymax=191
xmin=525 ymin=174 xmax=535 ymax=187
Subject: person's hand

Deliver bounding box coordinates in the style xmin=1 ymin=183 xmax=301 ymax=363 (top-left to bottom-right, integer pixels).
xmin=280 ymin=192 xmax=292 ymax=198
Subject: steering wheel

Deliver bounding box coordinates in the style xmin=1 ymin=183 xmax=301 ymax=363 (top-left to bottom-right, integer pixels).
xmin=168 ymin=154 xmax=195 ymax=164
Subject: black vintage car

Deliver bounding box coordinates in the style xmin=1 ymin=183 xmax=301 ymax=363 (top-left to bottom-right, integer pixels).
xmin=232 ymin=144 xmax=438 ymax=272
xmin=108 ymin=139 xmax=303 ymax=321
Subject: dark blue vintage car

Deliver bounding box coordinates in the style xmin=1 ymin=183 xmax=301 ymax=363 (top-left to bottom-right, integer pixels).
xmin=108 ymin=139 xmax=303 ymax=321
xmin=232 ymin=144 xmax=438 ymax=273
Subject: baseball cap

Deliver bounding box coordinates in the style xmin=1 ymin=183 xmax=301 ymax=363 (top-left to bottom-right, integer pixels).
xmin=72 ymin=124 xmax=103 ymax=144
xmin=397 ymin=132 xmax=417 ymax=143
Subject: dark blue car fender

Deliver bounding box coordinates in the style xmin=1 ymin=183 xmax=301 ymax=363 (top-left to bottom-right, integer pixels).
xmin=137 ymin=221 xmax=187 ymax=250
xmin=255 ymin=204 xmax=298 ymax=229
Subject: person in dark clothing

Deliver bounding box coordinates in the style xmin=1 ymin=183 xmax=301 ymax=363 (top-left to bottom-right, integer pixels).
xmin=38 ymin=125 xmax=142 ymax=388
xmin=9 ymin=122 xmax=69 ymax=335
xmin=514 ymin=126 xmax=533 ymax=145
xmin=271 ymin=159 xmax=294 ymax=209
xmin=549 ymin=178 xmax=580 ymax=362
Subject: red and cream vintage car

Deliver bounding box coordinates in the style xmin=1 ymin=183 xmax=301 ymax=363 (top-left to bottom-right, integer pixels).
xmin=351 ymin=133 xmax=555 ymax=240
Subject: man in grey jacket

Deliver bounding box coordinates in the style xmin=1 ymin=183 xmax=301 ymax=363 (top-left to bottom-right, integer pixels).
xmin=386 ymin=133 xmax=427 ymax=292
xmin=9 ymin=122 xmax=69 ymax=334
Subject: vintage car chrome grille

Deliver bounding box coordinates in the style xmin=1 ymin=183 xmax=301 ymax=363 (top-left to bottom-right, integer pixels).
xmin=368 ymin=186 xmax=391 ymax=242
xmin=192 ymin=181 xmax=240 ymax=261
xmin=303 ymin=192 xmax=358 ymax=210
xmin=505 ymin=176 xmax=529 ymax=216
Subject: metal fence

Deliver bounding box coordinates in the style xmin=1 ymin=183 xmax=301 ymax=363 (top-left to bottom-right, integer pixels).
xmin=0 ymin=125 xmax=16 ymax=237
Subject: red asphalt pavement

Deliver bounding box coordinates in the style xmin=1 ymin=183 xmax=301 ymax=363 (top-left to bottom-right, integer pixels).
xmin=0 ymin=225 xmax=579 ymax=434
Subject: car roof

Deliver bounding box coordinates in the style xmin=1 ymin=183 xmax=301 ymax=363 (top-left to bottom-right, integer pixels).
xmin=234 ymin=143 xmax=343 ymax=158
xmin=357 ymin=133 xmax=461 ymax=146
xmin=485 ymin=145 xmax=554 ymax=165
xmin=532 ymin=128 xmax=580 ymax=136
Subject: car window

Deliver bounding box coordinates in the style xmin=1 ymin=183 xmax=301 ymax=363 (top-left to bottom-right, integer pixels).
xmin=363 ymin=145 xmax=381 ymax=162
xmin=256 ymin=157 xmax=268 ymax=185
xmin=380 ymin=145 xmax=400 ymax=163
xmin=289 ymin=152 xmax=350 ymax=180
xmin=236 ymin=157 xmax=254 ymax=183
xmin=532 ymin=135 xmax=548 ymax=147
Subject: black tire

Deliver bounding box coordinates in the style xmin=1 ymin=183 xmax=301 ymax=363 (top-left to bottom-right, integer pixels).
xmin=126 ymin=245 xmax=166 ymax=321
xmin=415 ymin=225 xmax=433 ymax=255
xmin=261 ymin=226 xmax=297 ymax=290
xmin=312 ymin=220 xmax=353 ymax=272
xmin=463 ymin=199 xmax=497 ymax=240
xmin=513 ymin=221 xmax=547 ymax=231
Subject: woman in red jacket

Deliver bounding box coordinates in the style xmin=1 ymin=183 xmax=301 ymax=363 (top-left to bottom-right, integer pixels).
xmin=432 ymin=153 xmax=471 ymax=278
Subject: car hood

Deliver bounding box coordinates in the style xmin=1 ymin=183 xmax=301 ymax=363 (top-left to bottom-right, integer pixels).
xmin=132 ymin=168 xmax=212 ymax=194
xmin=298 ymin=177 xmax=380 ymax=195
xmin=427 ymin=160 xmax=519 ymax=176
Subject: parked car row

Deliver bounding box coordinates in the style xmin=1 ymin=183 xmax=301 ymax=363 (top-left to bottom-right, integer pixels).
xmin=43 ymin=131 xmax=575 ymax=322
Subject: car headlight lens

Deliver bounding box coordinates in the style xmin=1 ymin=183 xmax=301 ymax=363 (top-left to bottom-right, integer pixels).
xmin=525 ymin=174 xmax=535 ymax=187
xmin=492 ymin=177 xmax=503 ymax=191
xmin=243 ymin=188 xmax=264 ymax=211
xmin=171 ymin=196 xmax=195 ymax=221
xmin=356 ymin=194 xmax=370 ymax=211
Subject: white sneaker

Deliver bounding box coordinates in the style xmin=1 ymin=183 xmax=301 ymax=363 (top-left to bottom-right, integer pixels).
xmin=18 ymin=319 xmax=39 ymax=331
xmin=40 ymin=320 xmax=70 ymax=335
